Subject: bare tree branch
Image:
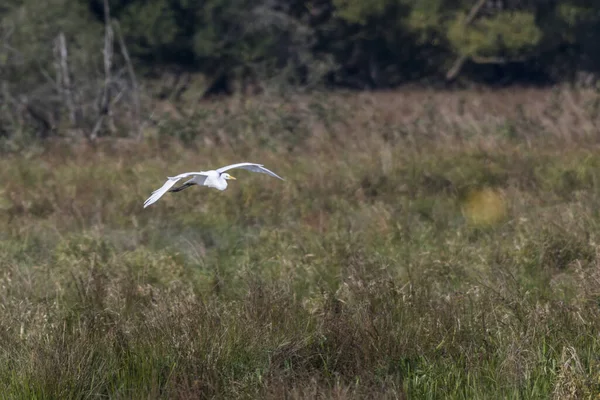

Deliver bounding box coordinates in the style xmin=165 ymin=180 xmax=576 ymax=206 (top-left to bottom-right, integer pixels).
xmin=55 ymin=32 xmax=77 ymax=125
xmin=90 ymin=0 xmax=116 ymax=142
xmin=112 ymin=20 xmax=142 ymax=140
xmin=446 ymin=0 xmax=488 ymax=81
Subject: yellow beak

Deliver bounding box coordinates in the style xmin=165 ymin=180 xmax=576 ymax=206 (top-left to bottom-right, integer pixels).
xmin=228 ymin=175 xmax=236 ymax=180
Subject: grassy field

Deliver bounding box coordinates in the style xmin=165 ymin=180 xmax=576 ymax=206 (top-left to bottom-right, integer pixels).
xmin=3 ymin=87 xmax=600 ymax=399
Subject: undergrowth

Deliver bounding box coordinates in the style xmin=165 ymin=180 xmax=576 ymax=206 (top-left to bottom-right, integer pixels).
xmin=2 ymin=88 xmax=600 ymax=399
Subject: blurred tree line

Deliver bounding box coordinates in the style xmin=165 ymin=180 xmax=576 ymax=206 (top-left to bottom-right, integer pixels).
xmin=87 ymin=0 xmax=600 ymax=88
xmin=1 ymin=0 xmax=600 ymax=140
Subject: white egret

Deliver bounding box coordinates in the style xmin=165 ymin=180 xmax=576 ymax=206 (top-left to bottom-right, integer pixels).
xmin=143 ymin=162 xmax=284 ymax=208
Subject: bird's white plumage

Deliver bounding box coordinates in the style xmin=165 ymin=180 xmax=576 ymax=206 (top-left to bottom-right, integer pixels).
xmin=143 ymin=172 xmax=208 ymax=208
xmin=143 ymin=162 xmax=284 ymax=208
xmin=216 ymin=162 xmax=284 ymax=180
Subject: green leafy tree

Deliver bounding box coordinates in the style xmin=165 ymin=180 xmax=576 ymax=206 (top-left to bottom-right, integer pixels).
xmin=85 ymin=0 xmax=327 ymax=92
xmin=331 ymin=0 xmax=600 ymax=84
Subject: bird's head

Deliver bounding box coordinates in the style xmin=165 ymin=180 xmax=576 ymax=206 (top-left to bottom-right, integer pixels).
xmin=222 ymin=173 xmax=236 ymax=180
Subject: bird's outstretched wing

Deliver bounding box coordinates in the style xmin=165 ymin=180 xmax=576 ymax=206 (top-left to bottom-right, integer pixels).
xmin=143 ymin=172 xmax=207 ymax=208
xmin=216 ymin=163 xmax=284 ymax=180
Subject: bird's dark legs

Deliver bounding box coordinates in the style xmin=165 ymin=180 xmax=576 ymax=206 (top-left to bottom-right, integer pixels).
xmin=169 ymin=182 xmax=194 ymax=192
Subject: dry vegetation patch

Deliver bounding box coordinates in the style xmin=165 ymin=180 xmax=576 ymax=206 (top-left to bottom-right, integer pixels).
xmin=2 ymin=88 xmax=600 ymax=398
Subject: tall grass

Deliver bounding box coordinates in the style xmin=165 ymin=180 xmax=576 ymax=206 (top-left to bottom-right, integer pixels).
xmin=2 ymin=87 xmax=600 ymax=398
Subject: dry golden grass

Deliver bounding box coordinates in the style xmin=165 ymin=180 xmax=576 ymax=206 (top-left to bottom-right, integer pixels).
xmin=2 ymin=87 xmax=600 ymax=398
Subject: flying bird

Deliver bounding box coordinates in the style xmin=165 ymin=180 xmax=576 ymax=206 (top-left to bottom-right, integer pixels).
xmin=143 ymin=162 xmax=284 ymax=208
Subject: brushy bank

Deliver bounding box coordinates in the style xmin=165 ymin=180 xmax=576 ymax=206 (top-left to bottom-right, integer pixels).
xmin=2 ymin=88 xmax=600 ymax=399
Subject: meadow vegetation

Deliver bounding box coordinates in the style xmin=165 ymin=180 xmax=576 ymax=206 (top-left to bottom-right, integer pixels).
xmin=3 ymin=88 xmax=600 ymax=398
